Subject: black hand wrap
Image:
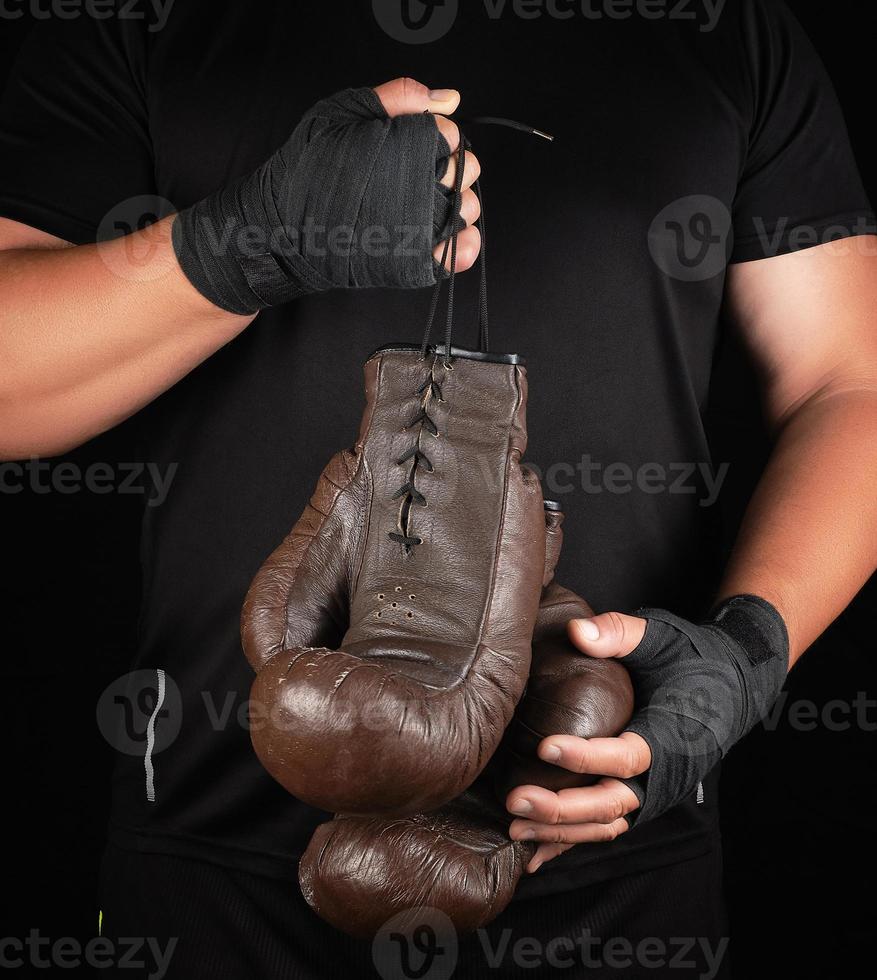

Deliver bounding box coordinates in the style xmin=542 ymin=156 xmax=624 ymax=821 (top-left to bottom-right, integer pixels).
xmin=621 ymin=594 xmax=789 ymax=825
xmin=173 ymin=87 xmax=460 ymax=314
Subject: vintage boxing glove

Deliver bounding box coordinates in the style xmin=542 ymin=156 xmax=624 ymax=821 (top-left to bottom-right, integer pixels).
xmin=297 ymin=507 xmax=635 ymax=937
xmin=241 ymin=345 xmax=546 ymax=816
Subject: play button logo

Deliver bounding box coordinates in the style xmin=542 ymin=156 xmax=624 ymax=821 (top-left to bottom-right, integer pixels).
xmin=373 ymin=0 xmax=458 ymax=44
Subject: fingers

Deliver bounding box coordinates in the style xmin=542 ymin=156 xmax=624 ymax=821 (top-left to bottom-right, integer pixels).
xmin=513 ymin=814 xmax=631 ymax=846
xmin=508 ymin=778 xmax=638 ymax=853
xmin=535 ymin=731 xmax=652 ymax=779
xmin=457 ymin=188 xmax=481 ymax=227
xmin=507 ymin=778 xmax=641 ymax=827
xmin=434 ymin=115 xmax=460 ymax=155
xmin=371 ymin=78 xmax=477 ymax=278
xmin=567 ymin=611 xmax=647 ymax=659
xmin=432 ymin=190 xmax=481 ymax=272
xmin=373 ymin=77 xmax=460 ymax=118
xmin=432 ymin=225 xmax=481 ymax=273
xmin=371 ymin=81 xmax=462 ymax=162
xmin=440 ymin=149 xmax=481 ymax=191
xmin=528 ymin=842 xmax=572 ymax=874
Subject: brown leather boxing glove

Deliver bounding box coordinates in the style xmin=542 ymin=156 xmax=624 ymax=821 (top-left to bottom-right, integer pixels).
xmin=297 ymin=507 xmax=635 ymax=937
xmin=241 ymin=345 xmax=546 ymax=816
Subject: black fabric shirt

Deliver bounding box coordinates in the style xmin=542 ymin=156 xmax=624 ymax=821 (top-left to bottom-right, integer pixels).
xmin=0 ymin=0 xmax=872 ymax=897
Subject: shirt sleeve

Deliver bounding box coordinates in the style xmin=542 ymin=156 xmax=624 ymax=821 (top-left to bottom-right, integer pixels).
xmin=731 ymin=0 xmax=874 ymax=263
xmin=0 ymin=7 xmax=156 ymax=245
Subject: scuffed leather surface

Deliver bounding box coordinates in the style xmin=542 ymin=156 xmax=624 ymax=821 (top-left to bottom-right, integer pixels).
xmin=493 ymin=582 xmax=633 ymax=797
xmin=299 ymin=783 xmax=529 ymax=939
xmin=298 ymin=515 xmax=635 ymax=938
xmin=242 ymin=350 xmax=545 ymax=815
xmin=241 ymin=448 xmax=361 ymax=670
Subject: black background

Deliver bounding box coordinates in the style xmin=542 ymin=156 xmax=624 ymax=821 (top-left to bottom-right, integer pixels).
xmin=0 ymin=2 xmax=874 ymax=976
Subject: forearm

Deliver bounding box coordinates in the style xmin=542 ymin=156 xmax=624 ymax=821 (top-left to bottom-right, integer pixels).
xmin=718 ymin=386 xmax=877 ymax=664
xmin=0 ymin=215 xmax=253 ymax=459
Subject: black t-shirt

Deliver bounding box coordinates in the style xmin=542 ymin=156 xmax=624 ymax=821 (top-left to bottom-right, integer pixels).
xmin=0 ymin=0 xmax=872 ymax=897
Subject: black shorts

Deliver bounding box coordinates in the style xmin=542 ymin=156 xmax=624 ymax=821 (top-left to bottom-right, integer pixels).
xmin=96 ymin=841 xmax=730 ymax=980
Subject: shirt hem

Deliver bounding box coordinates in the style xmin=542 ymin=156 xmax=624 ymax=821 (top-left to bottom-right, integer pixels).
xmin=730 ymin=209 xmax=876 ymax=263
xmin=0 ymin=198 xmax=98 ymax=246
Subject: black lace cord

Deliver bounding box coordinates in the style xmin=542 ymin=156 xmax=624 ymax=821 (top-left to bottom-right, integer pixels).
xmin=397 ymin=116 xmax=552 ymax=550
xmin=474 ymin=176 xmax=489 ymax=352
xmin=396 ymin=137 xmax=467 ymax=549
xmin=463 ymin=116 xmax=553 ymax=352
xmin=388 ymin=361 xmax=440 ymax=550
xmin=421 ymin=116 xmax=552 ymax=360
xmin=440 ymin=134 xmax=467 ymax=366
xmin=421 ymin=133 xmax=471 ymax=361
xmin=461 ymin=116 xmax=554 ymax=142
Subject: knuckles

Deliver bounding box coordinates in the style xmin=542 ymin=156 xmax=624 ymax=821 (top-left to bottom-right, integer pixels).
xmin=466 ymin=153 xmax=482 ymax=182
xmin=453 ymin=229 xmax=482 ymax=270
xmin=603 ymin=610 xmax=630 ymax=647
xmin=599 ymin=822 xmax=621 ymax=842
xmin=398 ymin=76 xmax=427 ymax=102
xmin=619 ymin=749 xmax=644 ymax=778
xmin=602 ymin=796 xmax=628 ymax=823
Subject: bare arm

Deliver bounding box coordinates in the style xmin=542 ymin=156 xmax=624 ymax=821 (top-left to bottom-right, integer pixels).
xmin=0 ymin=215 xmax=253 ymax=459
xmin=717 ymin=238 xmax=877 ymax=662
xmin=564 ymin=238 xmax=877 ymax=663
xmin=507 ymin=238 xmax=877 ymax=865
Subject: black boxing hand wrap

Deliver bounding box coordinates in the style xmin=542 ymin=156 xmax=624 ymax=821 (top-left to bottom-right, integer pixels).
xmin=173 ymin=87 xmax=459 ymax=314
xmin=621 ymin=594 xmax=789 ymax=825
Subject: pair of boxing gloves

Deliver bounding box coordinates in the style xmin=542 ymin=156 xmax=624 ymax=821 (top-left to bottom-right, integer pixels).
xmin=296 ymin=501 xmax=632 ymax=937
xmin=240 ymin=348 xmax=789 ymax=938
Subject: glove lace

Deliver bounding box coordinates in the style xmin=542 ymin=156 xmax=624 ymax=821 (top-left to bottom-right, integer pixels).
xmin=391 ymin=116 xmax=552 ymax=552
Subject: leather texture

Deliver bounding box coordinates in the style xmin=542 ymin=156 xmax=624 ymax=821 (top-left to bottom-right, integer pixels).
xmin=241 ymin=349 xmax=546 ymax=815
xmin=297 ymin=512 xmax=635 ymax=938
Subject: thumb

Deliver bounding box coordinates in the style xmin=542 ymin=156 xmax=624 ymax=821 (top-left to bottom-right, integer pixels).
xmin=373 ymin=77 xmax=460 ymax=118
xmin=568 ymin=611 xmax=647 ymax=659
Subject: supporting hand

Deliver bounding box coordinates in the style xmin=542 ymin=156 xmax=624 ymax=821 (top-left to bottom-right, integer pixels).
xmin=507 ymin=597 xmax=788 ymax=872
